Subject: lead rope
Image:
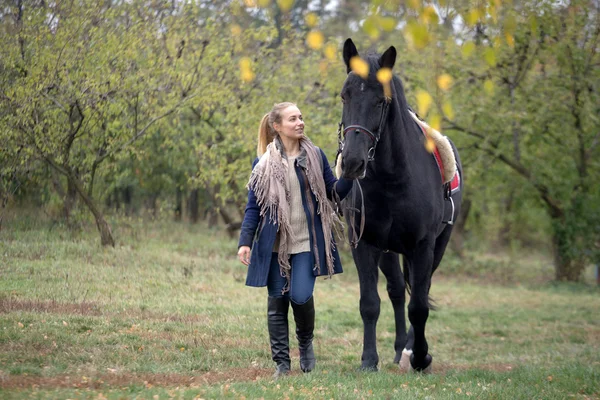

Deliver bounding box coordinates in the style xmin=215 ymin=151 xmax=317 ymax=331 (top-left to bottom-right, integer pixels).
xmin=334 ymin=120 xmax=366 ymax=249
xmin=332 ymin=178 xmax=365 ymax=249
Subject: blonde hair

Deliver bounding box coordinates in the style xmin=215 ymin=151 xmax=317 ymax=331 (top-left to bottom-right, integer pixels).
xmin=256 ymin=102 xmax=296 ymax=157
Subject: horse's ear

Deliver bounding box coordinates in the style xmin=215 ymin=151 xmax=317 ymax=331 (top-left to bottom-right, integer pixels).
xmin=379 ymin=46 xmax=396 ymax=70
xmin=343 ymin=38 xmax=359 ymax=74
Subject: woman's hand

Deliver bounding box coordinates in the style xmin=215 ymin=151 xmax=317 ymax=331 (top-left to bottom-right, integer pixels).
xmin=238 ymin=246 xmax=251 ymax=266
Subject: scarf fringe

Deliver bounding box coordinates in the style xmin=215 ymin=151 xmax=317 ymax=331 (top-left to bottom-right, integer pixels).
xmin=247 ymin=136 xmax=338 ymax=291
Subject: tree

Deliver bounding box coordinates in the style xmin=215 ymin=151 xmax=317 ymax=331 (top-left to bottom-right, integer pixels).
xmin=442 ymin=0 xmax=600 ymax=280
xmin=0 ymin=0 xmax=211 ymax=245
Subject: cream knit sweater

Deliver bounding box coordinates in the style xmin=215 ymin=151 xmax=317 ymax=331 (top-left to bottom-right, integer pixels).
xmin=273 ymin=155 xmax=310 ymax=254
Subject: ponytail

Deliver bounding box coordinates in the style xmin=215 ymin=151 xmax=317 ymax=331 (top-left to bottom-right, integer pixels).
xmin=257 ymin=113 xmax=273 ymax=157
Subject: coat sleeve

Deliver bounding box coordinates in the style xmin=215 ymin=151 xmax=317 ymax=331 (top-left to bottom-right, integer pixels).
xmin=320 ymin=149 xmax=353 ymax=201
xmin=238 ymin=158 xmax=261 ymax=249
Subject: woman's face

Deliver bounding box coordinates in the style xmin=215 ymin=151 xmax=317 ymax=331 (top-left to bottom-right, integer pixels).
xmin=274 ymin=106 xmax=304 ymax=141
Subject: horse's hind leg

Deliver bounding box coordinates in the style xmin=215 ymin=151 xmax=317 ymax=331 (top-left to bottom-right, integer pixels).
xmin=352 ymin=240 xmax=382 ymax=371
xmin=378 ymin=252 xmax=407 ymax=364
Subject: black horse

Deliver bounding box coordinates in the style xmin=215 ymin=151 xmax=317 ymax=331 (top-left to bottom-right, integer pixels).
xmin=338 ymin=39 xmax=463 ymax=372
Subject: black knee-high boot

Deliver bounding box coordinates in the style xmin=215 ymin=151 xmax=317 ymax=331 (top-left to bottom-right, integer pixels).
xmin=291 ymin=296 xmax=316 ymax=373
xmin=267 ymin=296 xmax=290 ymax=378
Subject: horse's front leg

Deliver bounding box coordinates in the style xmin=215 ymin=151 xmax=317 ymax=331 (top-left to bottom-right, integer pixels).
xmin=378 ymin=251 xmax=407 ymax=364
xmin=352 ymin=240 xmax=382 ymax=371
xmin=406 ymin=240 xmax=434 ymax=372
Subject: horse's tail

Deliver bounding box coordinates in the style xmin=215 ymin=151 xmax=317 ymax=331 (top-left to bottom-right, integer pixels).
xmin=402 ymin=255 xmax=437 ymax=311
xmin=402 ymin=255 xmax=411 ymax=296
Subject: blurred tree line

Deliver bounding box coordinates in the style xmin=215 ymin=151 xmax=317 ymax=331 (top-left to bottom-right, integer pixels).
xmin=1 ymin=0 xmax=598 ymax=281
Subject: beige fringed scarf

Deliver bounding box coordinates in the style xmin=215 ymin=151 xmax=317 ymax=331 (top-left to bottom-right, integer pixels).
xmin=248 ymin=136 xmax=337 ymax=293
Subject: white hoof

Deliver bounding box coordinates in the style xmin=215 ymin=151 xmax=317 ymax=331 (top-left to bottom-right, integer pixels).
xmin=399 ymin=349 xmax=432 ymax=374
xmin=399 ymin=349 xmax=412 ymax=371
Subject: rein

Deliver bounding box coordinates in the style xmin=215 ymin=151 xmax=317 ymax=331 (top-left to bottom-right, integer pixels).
xmin=334 ymin=98 xmax=391 ymax=248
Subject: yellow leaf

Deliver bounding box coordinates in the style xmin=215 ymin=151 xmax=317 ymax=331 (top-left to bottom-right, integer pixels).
xmin=230 ymin=24 xmax=242 ymax=37
xmin=350 ymin=56 xmax=369 ymax=79
xmin=18 ymin=322 xmax=24 ymax=328
xmin=416 ymin=90 xmax=433 ymax=117
xmin=437 ymin=74 xmax=453 ymax=91
xmin=421 ymin=6 xmax=439 ymax=25
xmin=483 ymin=47 xmax=496 ymax=66
xmin=407 ymin=0 xmax=421 ymax=10
xmin=442 ymin=101 xmax=454 ymax=120
xmin=530 ymin=15 xmax=538 ymax=35
xmin=376 ymin=68 xmax=392 ymax=84
xmin=462 ymin=41 xmax=475 ymax=58
xmin=363 ymin=17 xmax=380 ymax=39
xmin=380 ymin=17 xmax=396 ymax=32
xmin=428 ymin=114 xmax=441 ymax=132
xmin=277 ymin=0 xmax=294 ymax=12
xmin=243 ymin=0 xmax=257 ymax=6
xmin=484 ymin=79 xmax=495 ymax=95
xmin=306 ymin=30 xmax=324 ymax=50
xmin=241 ymin=69 xmax=255 ymax=82
xmin=465 ymin=9 xmax=480 ymax=26
xmin=425 ymin=137 xmax=436 ymax=153
xmin=324 ymin=43 xmax=337 ymax=61
xmin=240 ymin=57 xmax=251 ymax=70
xmin=258 ymin=0 xmax=271 ymax=6
xmin=407 ymin=21 xmax=430 ymax=49
xmin=504 ymin=13 xmax=517 ymax=34
xmin=505 ymin=33 xmax=515 ymax=48
xmin=305 ymin=12 xmax=318 ymax=28
xmin=63 ymin=321 xmax=68 ymax=326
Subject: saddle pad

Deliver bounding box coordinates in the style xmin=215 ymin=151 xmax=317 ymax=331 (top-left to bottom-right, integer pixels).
xmin=407 ymin=110 xmax=457 ymax=184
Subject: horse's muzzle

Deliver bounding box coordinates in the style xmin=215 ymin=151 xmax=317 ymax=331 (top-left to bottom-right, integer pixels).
xmin=341 ymin=158 xmax=367 ymax=180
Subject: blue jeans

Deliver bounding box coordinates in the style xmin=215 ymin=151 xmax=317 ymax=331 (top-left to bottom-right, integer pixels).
xmin=267 ymin=252 xmax=315 ymax=305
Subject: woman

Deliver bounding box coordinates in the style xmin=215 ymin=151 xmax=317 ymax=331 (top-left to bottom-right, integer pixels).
xmin=237 ymin=102 xmax=353 ymax=378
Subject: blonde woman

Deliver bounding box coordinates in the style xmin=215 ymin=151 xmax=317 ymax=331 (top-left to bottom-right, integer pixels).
xmin=237 ymin=102 xmax=353 ymax=378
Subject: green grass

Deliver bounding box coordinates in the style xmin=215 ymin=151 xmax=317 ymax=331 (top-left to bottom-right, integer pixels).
xmin=1 ymin=216 xmax=599 ymax=399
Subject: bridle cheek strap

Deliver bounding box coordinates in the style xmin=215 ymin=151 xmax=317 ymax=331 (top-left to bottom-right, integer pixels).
xmin=340 ymin=100 xmax=390 ymax=162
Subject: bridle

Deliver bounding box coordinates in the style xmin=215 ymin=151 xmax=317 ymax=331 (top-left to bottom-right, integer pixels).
xmin=334 ymin=96 xmax=391 ymax=248
xmin=336 ymin=97 xmax=391 ymax=163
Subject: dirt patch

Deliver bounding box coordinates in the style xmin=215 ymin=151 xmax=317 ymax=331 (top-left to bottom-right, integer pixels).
xmin=0 ymin=296 xmax=210 ymax=324
xmin=0 ymin=297 xmax=102 ymax=316
xmin=0 ymin=368 xmax=277 ymax=389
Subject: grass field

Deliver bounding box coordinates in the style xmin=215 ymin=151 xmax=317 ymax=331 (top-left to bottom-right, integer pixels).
xmin=1 ymin=215 xmax=599 ymax=399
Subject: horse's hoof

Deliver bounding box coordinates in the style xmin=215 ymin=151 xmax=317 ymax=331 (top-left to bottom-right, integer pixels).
xmin=409 ymin=353 xmax=432 ymax=374
xmin=359 ymin=362 xmax=378 ymax=372
xmin=399 ymin=349 xmax=412 ymax=371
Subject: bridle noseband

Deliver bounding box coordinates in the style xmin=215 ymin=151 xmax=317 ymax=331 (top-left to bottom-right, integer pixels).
xmin=337 ymin=98 xmax=391 ymax=162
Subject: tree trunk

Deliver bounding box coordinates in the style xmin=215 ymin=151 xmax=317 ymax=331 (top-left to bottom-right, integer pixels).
xmin=552 ymin=228 xmax=585 ymax=281
xmin=122 ymin=186 xmax=133 ymax=216
xmin=174 ymin=187 xmax=183 ymax=222
xmin=68 ymin=173 xmax=115 ymax=247
xmin=188 ymin=188 xmax=200 ymax=224
xmin=63 ymin=178 xmax=77 ymax=221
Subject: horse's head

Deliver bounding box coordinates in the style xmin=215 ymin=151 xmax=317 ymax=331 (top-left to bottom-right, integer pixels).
xmin=339 ymin=38 xmax=396 ymax=180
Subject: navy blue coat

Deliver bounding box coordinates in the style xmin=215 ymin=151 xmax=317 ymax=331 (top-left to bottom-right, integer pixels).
xmin=238 ymin=148 xmax=353 ymax=287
